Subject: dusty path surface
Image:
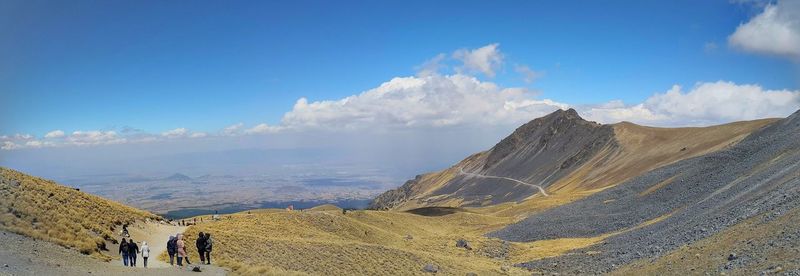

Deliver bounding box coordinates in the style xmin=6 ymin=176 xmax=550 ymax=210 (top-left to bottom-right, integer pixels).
xmin=116 ymin=222 xmax=187 ymax=268
xmin=458 ymin=167 xmax=550 ymax=196
xmin=0 ymin=228 xmax=228 ymax=276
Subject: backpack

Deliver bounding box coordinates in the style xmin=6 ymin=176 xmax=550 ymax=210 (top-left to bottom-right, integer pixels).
xmin=120 ymin=242 xmax=129 ymax=254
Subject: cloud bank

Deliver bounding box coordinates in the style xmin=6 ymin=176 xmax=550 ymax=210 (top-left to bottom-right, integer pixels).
xmin=3 ymin=44 xmax=799 ymax=150
xmin=583 ymin=81 xmax=800 ymax=126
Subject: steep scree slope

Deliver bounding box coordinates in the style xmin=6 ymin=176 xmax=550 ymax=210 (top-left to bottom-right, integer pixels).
xmin=489 ymin=109 xmax=800 ymax=274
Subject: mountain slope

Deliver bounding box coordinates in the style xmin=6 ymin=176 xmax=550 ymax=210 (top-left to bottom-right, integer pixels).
xmin=370 ymin=108 xmax=775 ymax=211
xmin=164 ymin=173 xmax=193 ymax=181
xmin=489 ymin=109 xmax=800 ymax=274
xmin=180 ymin=208 xmax=534 ymax=275
xmin=370 ymin=109 xmax=616 ymax=210
xmin=0 ymin=167 xmax=161 ymax=259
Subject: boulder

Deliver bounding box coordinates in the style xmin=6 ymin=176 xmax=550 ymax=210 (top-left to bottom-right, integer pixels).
xmin=456 ymin=239 xmax=472 ymax=250
xmin=423 ymin=264 xmax=439 ymax=273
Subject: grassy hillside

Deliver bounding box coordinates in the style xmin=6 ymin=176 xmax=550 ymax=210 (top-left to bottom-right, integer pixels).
xmin=181 ymin=207 xmax=617 ymax=275
xmin=548 ymin=118 xmax=776 ymax=193
xmin=0 ymin=167 xmax=161 ymax=259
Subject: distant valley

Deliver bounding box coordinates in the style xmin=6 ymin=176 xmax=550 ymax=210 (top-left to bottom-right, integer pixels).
xmin=57 ymin=164 xmax=399 ymax=218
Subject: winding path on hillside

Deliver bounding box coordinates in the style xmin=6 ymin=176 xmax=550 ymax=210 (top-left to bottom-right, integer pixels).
xmin=458 ymin=167 xmax=550 ymax=196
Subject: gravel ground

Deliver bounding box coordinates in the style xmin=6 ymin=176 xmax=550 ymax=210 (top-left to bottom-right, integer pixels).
xmin=488 ymin=110 xmax=800 ymax=274
xmin=0 ymin=230 xmax=228 ymax=276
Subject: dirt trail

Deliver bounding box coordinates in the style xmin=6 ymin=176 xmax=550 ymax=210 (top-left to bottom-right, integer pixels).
xmin=458 ymin=167 xmax=550 ymax=196
xmin=0 ymin=229 xmax=227 ymax=276
xmin=121 ymin=222 xmax=187 ymax=268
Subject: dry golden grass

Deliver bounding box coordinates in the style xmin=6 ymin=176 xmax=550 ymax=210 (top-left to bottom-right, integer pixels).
xmin=179 ymin=204 xmax=685 ymax=275
xmin=0 ymin=167 xmax=161 ymax=260
xmin=548 ymin=118 xmax=775 ymax=194
xmin=306 ymin=204 xmax=341 ymax=212
xmin=181 ymin=209 xmax=546 ymax=275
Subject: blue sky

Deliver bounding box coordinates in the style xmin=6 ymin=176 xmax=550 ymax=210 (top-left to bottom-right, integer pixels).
xmin=2 ymin=0 xmax=798 ymax=138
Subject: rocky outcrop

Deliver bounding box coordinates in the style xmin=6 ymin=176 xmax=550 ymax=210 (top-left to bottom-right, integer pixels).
xmin=368 ymin=175 xmax=423 ymax=210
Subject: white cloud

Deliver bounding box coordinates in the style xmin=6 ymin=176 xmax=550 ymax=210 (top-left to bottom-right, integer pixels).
xmin=728 ymin=0 xmax=800 ymax=59
xmin=13 ymin=134 xmax=33 ymax=140
xmin=44 ymin=130 xmax=65 ymax=139
xmin=189 ymin=132 xmax=208 ymax=138
xmin=3 ymin=44 xmax=798 ymax=151
xmin=66 ymin=130 xmax=126 ymax=146
xmin=244 ymin=124 xmax=283 ymax=134
xmin=453 ymin=43 xmax=504 ymax=77
xmin=514 ymin=65 xmax=543 ymax=83
xmin=2 ymin=141 xmax=19 ymax=150
xmin=162 ymin=128 xmax=189 ymax=138
xmin=581 ymin=81 xmax=800 ymax=126
xmin=162 ymin=128 xmax=208 ymax=139
xmin=2 ymin=79 xmax=797 ymax=150
xmin=223 ymin=123 xmax=244 ymax=136
xmin=415 ymin=53 xmax=446 ymax=77
xmin=24 ymin=140 xmax=49 ymax=148
xmin=280 ymin=74 xmax=566 ymax=131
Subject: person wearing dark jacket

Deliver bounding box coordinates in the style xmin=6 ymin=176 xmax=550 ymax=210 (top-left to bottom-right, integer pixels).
xmin=196 ymin=232 xmax=206 ymax=263
xmin=167 ymin=235 xmax=177 ymax=266
xmin=128 ymin=239 xmax=140 ymax=267
xmin=119 ymin=238 xmax=130 ymax=266
xmin=204 ymin=233 xmax=213 ymax=265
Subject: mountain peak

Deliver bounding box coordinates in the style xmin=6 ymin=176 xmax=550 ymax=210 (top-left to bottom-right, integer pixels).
xmin=542 ymin=108 xmax=582 ymax=122
xmin=482 ymin=108 xmax=610 ymax=172
xmin=164 ymin=173 xmax=192 ymax=181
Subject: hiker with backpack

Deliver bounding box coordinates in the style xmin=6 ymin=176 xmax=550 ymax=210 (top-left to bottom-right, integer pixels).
xmin=119 ymin=238 xmax=130 ymax=266
xmin=167 ymin=236 xmax=177 ymax=266
xmin=204 ymin=233 xmax=213 ymax=265
xmin=128 ymin=238 xmax=140 ymax=267
xmin=196 ymin=232 xmax=206 ymax=264
xmin=141 ymin=241 xmax=150 ymax=268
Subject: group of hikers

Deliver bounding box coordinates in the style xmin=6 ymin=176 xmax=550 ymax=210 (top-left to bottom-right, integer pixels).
xmin=118 ymin=224 xmax=150 ymax=267
xmin=117 ymin=224 xmax=213 ymax=269
xmin=118 ymin=238 xmax=150 ymax=267
xmin=166 ymin=232 xmax=214 ymax=267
